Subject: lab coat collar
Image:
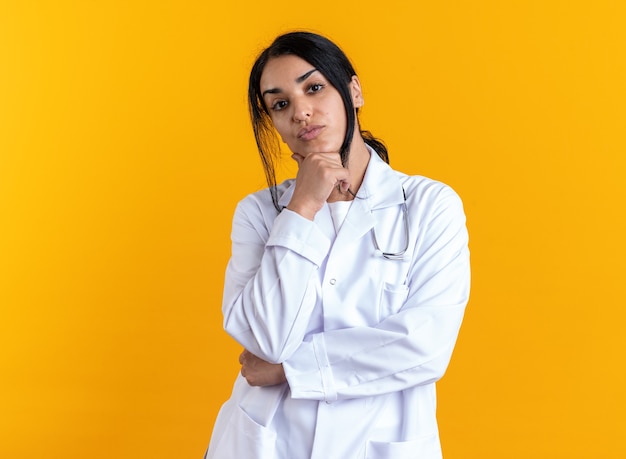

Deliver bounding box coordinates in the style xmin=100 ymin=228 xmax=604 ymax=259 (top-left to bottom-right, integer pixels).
xmin=276 ymin=146 xmax=405 ymax=211
xmin=357 ymin=146 xmax=405 ymax=210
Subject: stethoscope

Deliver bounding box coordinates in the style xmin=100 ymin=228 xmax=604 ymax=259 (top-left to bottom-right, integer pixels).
xmin=371 ymin=188 xmax=409 ymax=260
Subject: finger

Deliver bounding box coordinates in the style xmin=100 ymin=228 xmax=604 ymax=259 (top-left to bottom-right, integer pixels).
xmin=338 ymin=180 xmax=350 ymax=193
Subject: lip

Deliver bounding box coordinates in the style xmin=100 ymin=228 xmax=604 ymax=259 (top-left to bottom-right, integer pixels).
xmin=297 ymin=125 xmax=324 ymax=141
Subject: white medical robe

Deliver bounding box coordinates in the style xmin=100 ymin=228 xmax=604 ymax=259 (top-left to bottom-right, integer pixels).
xmin=205 ymin=149 xmax=470 ymax=459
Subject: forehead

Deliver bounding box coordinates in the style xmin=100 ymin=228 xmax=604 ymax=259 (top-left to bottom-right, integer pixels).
xmin=260 ymin=55 xmax=318 ymax=90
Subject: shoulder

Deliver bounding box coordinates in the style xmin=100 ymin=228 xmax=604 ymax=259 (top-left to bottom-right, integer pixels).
xmin=234 ymin=179 xmax=296 ymax=222
xmin=228 ymin=180 xmax=296 ymax=242
xmin=367 ymin=150 xmax=463 ymax=205
xmin=395 ymin=172 xmax=466 ymax=227
xmin=400 ymin=174 xmax=462 ymax=204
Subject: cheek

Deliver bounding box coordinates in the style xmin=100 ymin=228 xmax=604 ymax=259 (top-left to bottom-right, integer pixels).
xmin=270 ymin=118 xmax=289 ymax=142
xmin=330 ymin=100 xmax=348 ymax=128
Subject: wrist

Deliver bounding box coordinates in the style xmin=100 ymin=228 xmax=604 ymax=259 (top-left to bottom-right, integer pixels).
xmin=286 ymin=201 xmax=319 ymax=221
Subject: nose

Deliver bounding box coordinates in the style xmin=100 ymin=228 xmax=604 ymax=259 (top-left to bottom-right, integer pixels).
xmin=291 ymin=96 xmax=311 ymax=123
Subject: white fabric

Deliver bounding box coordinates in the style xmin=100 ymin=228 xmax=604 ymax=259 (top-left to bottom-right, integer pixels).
xmin=205 ymin=149 xmax=470 ymax=459
xmin=327 ymin=199 xmax=352 ymax=234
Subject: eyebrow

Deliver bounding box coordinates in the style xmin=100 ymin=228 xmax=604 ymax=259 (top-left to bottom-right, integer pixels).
xmin=262 ymin=68 xmax=319 ymax=97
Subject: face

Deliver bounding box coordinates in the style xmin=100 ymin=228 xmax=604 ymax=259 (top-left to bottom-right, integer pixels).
xmin=259 ymin=54 xmax=363 ymax=158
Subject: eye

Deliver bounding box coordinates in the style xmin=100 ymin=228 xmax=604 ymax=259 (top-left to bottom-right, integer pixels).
xmin=308 ymin=83 xmax=325 ymax=93
xmin=271 ymin=100 xmax=288 ymax=111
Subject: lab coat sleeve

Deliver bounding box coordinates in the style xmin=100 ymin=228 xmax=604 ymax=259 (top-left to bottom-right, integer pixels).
xmin=282 ymin=186 xmax=470 ymax=402
xmin=222 ymin=198 xmax=331 ymax=364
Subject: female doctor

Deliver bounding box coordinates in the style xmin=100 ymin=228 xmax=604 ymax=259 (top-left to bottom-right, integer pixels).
xmin=204 ymin=31 xmax=470 ymax=459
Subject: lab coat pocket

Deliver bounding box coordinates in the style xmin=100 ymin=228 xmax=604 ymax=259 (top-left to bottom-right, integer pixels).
xmin=208 ymin=405 xmax=277 ymax=459
xmin=365 ymin=434 xmax=441 ymax=459
xmin=378 ymin=281 xmax=409 ymax=321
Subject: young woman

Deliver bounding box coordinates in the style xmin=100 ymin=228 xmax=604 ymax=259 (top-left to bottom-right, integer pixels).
xmin=204 ymin=31 xmax=470 ymax=459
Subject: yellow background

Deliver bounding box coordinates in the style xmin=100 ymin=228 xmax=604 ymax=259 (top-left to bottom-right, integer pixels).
xmin=1 ymin=1 xmax=625 ymax=457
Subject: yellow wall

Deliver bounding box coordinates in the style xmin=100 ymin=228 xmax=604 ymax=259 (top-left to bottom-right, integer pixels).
xmin=1 ymin=1 xmax=625 ymax=457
